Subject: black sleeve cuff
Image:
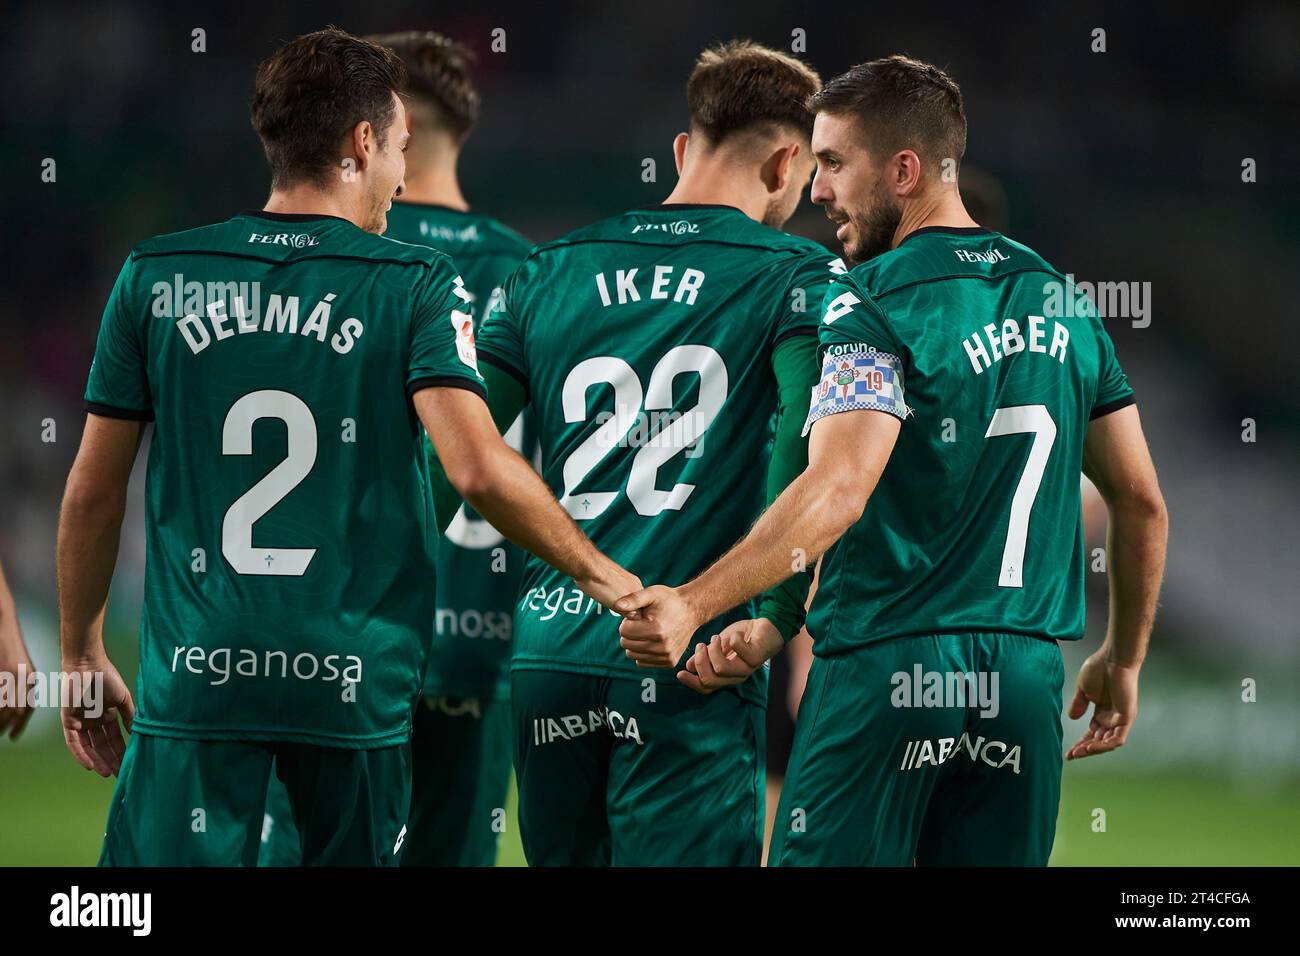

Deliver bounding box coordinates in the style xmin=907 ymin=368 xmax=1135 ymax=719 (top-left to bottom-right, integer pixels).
xmin=407 ymin=376 xmax=488 ymax=402
xmin=477 ymin=350 xmax=529 ymax=398
xmin=1090 ymin=394 xmax=1136 ymax=420
xmin=85 ymin=401 xmax=154 ymax=421
xmin=772 ymin=326 xmax=818 ymax=349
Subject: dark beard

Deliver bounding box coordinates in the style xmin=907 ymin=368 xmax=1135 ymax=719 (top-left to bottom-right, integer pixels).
xmin=846 ymin=199 xmax=902 ymax=266
xmin=843 ymin=174 xmax=903 ymax=265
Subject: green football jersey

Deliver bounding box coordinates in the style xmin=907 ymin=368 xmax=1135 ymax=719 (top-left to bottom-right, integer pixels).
xmin=477 ymin=204 xmax=842 ymax=703
xmin=804 ymin=226 xmax=1135 ymax=654
xmin=83 ymin=210 xmax=486 ymax=747
xmin=384 ymin=201 xmax=532 ymax=700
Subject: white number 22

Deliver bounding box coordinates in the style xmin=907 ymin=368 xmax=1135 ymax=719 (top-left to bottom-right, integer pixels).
xmin=558 ymin=345 xmax=727 ymax=519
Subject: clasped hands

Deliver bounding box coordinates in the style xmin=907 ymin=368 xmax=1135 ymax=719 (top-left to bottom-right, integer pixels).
xmin=612 ymin=585 xmax=783 ymax=694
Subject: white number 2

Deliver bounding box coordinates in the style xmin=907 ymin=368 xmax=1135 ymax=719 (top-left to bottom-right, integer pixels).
xmin=984 ymin=404 xmax=1056 ymax=588
xmin=222 ymin=389 xmax=318 ymax=576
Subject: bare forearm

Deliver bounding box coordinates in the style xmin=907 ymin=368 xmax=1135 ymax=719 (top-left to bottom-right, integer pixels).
xmin=465 ymin=446 xmax=619 ymax=588
xmin=0 ymin=563 xmax=17 ymax=643
xmin=682 ymin=469 xmax=859 ymax=625
xmin=1103 ymin=499 xmax=1167 ymax=666
xmin=428 ymin=364 xmax=528 ymax=535
xmin=57 ymin=489 xmax=127 ymax=661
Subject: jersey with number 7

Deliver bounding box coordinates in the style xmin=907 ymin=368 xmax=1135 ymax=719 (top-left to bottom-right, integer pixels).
xmin=83 ymin=211 xmax=485 ymax=747
xmin=805 ymin=226 xmax=1134 ymax=653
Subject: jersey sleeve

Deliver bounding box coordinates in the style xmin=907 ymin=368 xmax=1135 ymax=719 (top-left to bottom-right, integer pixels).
xmin=1091 ymin=323 xmax=1135 ymax=418
xmin=804 ymin=276 xmax=910 ymax=435
xmin=773 ymin=251 xmax=844 ymax=347
xmin=85 ymin=255 xmax=153 ymax=420
xmin=407 ymin=258 xmax=487 ymax=400
xmin=757 ymin=334 xmax=819 ymax=640
xmin=475 ymin=268 xmax=529 ymax=396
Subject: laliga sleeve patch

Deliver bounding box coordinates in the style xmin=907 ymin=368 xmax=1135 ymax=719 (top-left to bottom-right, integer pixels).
xmin=450 ymin=276 xmax=479 ymax=372
xmin=803 ymin=347 xmax=908 ymax=436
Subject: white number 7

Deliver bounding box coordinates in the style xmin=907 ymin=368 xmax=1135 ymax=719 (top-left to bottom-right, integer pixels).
xmin=984 ymin=404 xmax=1056 ymax=589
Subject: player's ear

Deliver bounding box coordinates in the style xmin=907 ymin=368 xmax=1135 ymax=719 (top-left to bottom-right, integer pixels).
xmin=893 ymin=148 xmax=923 ymax=197
xmin=351 ymin=120 xmax=374 ymax=173
xmin=761 ymin=142 xmax=799 ymax=194
xmin=672 ymin=133 xmax=689 ymax=175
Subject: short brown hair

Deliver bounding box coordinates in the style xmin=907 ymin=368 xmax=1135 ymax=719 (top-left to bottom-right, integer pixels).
xmin=809 ymin=55 xmax=966 ymax=170
xmin=250 ymin=26 xmax=406 ymax=189
xmin=367 ymin=31 xmax=480 ymax=142
xmin=687 ymin=40 xmax=822 ymax=146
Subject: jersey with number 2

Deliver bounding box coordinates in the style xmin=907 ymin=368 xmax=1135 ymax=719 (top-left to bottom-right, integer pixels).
xmin=83 ymin=210 xmax=484 ymax=746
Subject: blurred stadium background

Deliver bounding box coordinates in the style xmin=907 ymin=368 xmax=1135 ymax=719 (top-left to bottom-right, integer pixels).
xmin=1 ymin=0 xmax=1297 ymax=865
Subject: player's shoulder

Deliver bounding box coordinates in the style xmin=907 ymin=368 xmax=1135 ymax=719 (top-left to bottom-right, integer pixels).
xmin=521 ymin=208 xmax=638 ymax=258
xmin=476 ymin=215 xmax=533 ymax=258
xmin=127 ymin=217 xmax=238 ymax=262
xmin=130 ymin=212 xmax=453 ymax=273
xmin=745 ymin=225 xmax=845 ymax=277
xmin=844 ymin=227 xmax=1062 ymax=301
xmin=521 ymin=207 xmax=839 ymax=271
xmin=387 ymin=202 xmax=533 ymax=259
xmin=684 ymin=210 xmax=844 ymax=277
xmin=366 ymin=233 xmax=458 ymax=272
xmin=991 ymin=232 xmax=1068 ymax=282
xmin=505 ymin=211 xmax=620 ymax=282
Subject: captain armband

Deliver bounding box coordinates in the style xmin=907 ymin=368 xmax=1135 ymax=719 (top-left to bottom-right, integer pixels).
xmin=802 ymin=346 xmax=909 ymax=437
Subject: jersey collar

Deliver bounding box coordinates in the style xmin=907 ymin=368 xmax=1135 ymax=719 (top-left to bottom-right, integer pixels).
xmin=238 ymin=209 xmax=354 ymax=225
xmin=634 ymin=202 xmax=743 ymax=214
xmin=391 ymin=200 xmax=475 ymax=215
xmin=899 ymin=225 xmax=995 ymax=245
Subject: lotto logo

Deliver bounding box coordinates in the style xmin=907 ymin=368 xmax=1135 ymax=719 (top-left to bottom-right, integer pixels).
xmin=822 ymin=290 xmax=860 ymax=324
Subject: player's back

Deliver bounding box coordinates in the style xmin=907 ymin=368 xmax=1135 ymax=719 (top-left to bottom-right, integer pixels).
xmin=385 ymin=201 xmax=531 ymax=318
xmin=85 ymin=210 xmax=483 ymax=745
xmin=384 ymin=200 xmax=533 ymax=699
xmin=808 ymin=226 xmax=1134 ymax=653
xmin=477 ymin=204 xmax=838 ymax=695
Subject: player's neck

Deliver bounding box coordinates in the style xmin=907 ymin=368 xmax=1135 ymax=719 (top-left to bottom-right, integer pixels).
xmin=892 ymin=189 xmax=980 ymax=247
xmin=262 ymin=185 xmax=363 ymax=227
xmin=400 ymin=170 xmax=469 ymax=211
xmin=400 ymin=153 xmax=469 ymax=211
xmin=663 ymin=167 xmax=767 ymax=223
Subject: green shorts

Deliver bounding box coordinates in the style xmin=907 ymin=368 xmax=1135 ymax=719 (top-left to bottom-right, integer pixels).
xmin=257 ymin=771 xmax=299 ymax=867
xmin=100 ymin=732 xmax=410 ymax=867
xmin=258 ymin=694 xmax=512 ymax=867
xmin=770 ymin=632 xmax=1064 ymax=866
xmin=511 ymin=669 xmax=765 ymax=866
xmin=402 ymin=694 xmax=513 ymax=867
